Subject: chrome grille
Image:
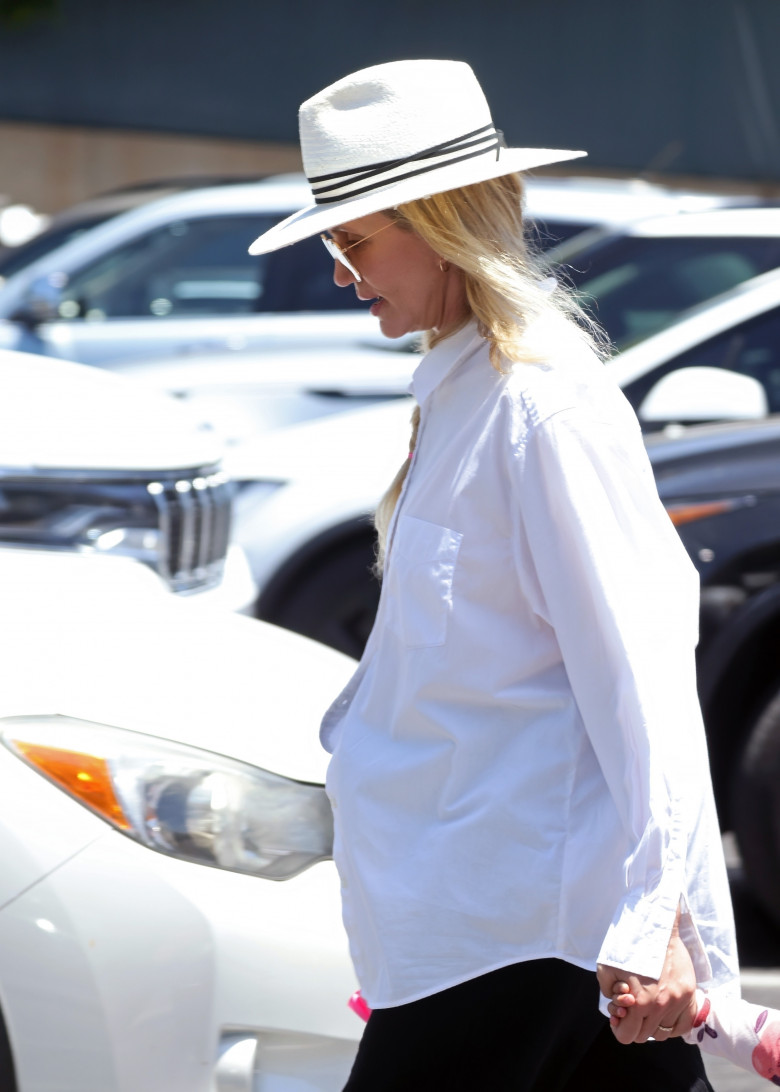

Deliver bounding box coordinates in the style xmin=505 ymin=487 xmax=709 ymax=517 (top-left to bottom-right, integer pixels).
xmin=147 ymin=472 xmax=232 ymax=593
xmin=0 ymin=466 xmax=234 ymax=596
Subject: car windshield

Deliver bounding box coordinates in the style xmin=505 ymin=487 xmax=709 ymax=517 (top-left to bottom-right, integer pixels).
xmin=553 ymin=234 xmax=780 ymax=350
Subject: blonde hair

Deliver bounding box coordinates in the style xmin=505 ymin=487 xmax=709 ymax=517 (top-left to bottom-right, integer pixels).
xmin=373 ymin=173 xmax=608 ymax=571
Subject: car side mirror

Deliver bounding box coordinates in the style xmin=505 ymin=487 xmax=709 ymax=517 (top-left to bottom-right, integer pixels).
xmin=638 ymin=366 xmax=768 ymax=425
xmin=8 ymin=274 xmax=67 ymax=328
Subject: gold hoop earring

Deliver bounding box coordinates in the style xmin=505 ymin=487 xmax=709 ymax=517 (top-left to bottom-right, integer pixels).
xmin=439 ymin=259 xmax=450 ymax=273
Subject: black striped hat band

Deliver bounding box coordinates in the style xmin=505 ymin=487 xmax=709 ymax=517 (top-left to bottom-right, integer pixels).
xmin=308 ymin=124 xmax=505 ymax=205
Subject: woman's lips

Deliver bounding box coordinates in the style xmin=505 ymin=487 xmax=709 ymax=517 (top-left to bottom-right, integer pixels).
xmin=369 ymin=296 xmax=384 ymax=316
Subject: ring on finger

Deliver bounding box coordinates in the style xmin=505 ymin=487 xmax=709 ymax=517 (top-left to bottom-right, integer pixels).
xmin=656 ymin=1024 xmax=675 ymax=1033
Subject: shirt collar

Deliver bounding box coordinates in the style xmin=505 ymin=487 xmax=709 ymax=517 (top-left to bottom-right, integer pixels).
xmin=409 ymin=320 xmax=483 ymax=406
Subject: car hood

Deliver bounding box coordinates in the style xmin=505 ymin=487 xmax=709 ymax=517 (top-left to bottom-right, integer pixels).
xmin=0 ymin=549 xmax=354 ymax=783
xmin=1 ymin=348 xmax=222 ymax=470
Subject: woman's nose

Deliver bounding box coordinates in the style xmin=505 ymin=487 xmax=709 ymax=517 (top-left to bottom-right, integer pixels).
xmin=333 ymin=259 xmax=358 ymax=287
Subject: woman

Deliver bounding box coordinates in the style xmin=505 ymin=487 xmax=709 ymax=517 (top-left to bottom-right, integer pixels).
xmin=249 ymin=59 xmax=739 ymax=1090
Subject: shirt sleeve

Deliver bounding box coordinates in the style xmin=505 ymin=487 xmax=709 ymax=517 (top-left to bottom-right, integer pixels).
xmin=512 ymin=400 xmax=712 ymax=981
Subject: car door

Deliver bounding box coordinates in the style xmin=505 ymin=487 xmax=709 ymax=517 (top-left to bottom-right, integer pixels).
xmin=31 ymin=214 xmax=373 ymax=365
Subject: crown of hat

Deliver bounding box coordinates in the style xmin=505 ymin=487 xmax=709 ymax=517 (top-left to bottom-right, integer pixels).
xmin=299 ymin=60 xmax=497 ymax=203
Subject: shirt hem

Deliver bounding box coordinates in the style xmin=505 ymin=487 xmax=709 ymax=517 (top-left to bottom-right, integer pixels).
xmin=365 ymin=950 xmax=598 ymax=1010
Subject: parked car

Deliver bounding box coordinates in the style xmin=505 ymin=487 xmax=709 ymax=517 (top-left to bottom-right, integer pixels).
xmin=225 ymin=399 xmax=780 ymax=928
xmin=550 ymin=206 xmax=780 ymax=351
xmin=0 ymin=173 xmax=760 ymax=370
xmin=0 ymin=546 xmax=361 ymax=1092
xmin=0 ymin=347 xmax=256 ymax=613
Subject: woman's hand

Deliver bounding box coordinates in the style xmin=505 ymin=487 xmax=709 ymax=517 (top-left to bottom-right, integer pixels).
xmin=596 ymin=921 xmax=697 ymax=1044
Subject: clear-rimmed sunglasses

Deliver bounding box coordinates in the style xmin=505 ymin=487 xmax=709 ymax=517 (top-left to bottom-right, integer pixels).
xmin=320 ymin=221 xmax=395 ymax=282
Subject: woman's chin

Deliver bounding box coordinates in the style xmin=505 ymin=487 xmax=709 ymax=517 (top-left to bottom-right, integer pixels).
xmin=374 ymin=306 xmax=419 ymax=340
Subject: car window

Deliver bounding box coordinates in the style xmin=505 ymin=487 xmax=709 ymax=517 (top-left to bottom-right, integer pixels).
xmin=0 ymin=215 xmax=109 ymax=281
xmin=56 ymin=215 xmax=366 ymax=320
xmin=556 ymin=235 xmax=780 ymax=349
xmin=623 ymin=305 xmax=780 ymax=414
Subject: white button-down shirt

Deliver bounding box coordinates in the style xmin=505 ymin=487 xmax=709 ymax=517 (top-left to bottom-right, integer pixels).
xmin=321 ymin=317 xmax=739 ymax=1010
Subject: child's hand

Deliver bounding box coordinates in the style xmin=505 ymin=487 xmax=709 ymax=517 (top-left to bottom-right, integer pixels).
xmin=607 ymin=981 xmax=634 ymax=1030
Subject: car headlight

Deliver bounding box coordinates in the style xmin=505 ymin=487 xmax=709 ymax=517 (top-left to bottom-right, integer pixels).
xmin=1 ymin=714 xmax=333 ymax=880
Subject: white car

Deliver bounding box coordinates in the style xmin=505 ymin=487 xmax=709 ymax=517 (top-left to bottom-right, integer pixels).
xmin=0 ymin=548 xmax=361 ymax=1092
xmin=224 ymin=263 xmax=780 ymax=656
xmin=1 ymin=347 xmax=256 ymax=613
xmin=0 ymin=173 xmax=758 ymax=370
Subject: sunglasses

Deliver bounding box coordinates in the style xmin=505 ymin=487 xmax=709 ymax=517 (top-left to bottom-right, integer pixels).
xmin=320 ymin=221 xmax=395 ymax=282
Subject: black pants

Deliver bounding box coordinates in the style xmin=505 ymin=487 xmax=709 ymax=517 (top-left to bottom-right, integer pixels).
xmin=342 ymin=959 xmax=713 ymax=1091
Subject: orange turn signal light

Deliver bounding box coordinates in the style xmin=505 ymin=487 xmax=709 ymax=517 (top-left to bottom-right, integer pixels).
xmin=13 ymin=741 xmax=132 ymax=829
xmin=666 ymin=499 xmax=737 ymax=528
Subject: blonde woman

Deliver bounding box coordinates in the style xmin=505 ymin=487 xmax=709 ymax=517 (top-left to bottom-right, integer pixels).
xmin=249 ymin=60 xmax=738 ymax=1091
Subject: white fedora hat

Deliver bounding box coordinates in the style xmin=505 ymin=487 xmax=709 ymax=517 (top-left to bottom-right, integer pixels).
xmin=248 ymin=59 xmax=586 ymax=255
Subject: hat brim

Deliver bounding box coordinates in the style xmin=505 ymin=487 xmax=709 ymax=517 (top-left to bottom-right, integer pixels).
xmin=248 ymin=146 xmax=586 ymax=255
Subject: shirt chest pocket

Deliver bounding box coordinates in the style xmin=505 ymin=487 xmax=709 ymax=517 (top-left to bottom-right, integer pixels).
xmin=389 ymin=515 xmax=463 ymax=648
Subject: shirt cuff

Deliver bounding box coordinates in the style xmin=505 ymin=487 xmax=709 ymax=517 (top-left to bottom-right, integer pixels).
xmin=597 ymin=894 xmax=681 ymax=981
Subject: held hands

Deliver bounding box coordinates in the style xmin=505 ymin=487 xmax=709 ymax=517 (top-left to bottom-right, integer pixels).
xmin=596 ymin=918 xmax=698 ymax=1044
